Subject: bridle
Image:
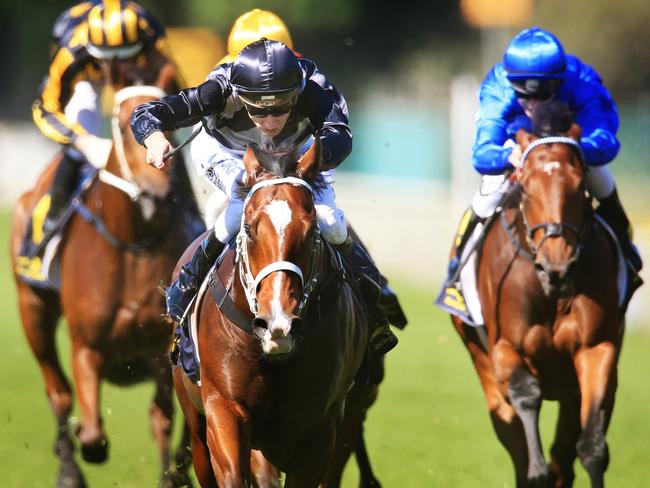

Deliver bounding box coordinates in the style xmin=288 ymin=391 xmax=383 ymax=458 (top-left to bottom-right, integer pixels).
xmin=236 ymin=177 xmax=323 ymax=316
xmin=105 ymin=85 xmax=167 ymax=210
xmin=518 ymin=136 xmax=588 ymax=260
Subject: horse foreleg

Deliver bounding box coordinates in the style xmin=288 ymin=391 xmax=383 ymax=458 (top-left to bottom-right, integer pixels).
xmin=508 ymin=367 xmax=549 ymax=485
xmin=173 ymin=368 xmax=214 ymax=487
xmin=18 ymin=286 xmax=86 ymax=487
xmin=204 ymin=395 xmax=252 ymax=487
xmin=574 ymin=342 xmax=617 ymax=488
xmin=251 ymin=450 xmax=281 ymax=488
xmin=150 ymin=359 xmax=182 ymax=488
xmin=549 ymin=394 xmax=580 ymax=488
xmin=452 ymin=319 xmax=529 ymax=486
xmin=285 ymin=415 xmax=337 ymax=488
xmin=71 ymin=345 xmax=108 ymax=463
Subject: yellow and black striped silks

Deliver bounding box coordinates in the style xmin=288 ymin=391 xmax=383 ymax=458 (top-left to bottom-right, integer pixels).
xmin=33 ymin=1 xmax=166 ymax=145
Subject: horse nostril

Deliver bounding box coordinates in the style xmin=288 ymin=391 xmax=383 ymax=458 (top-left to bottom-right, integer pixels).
xmin=291 ymin=317 xmax=304 ymax=333
xmin=534 ymin=262 xmax=545 ymax=272
xmin=253 ymin=317 xmax=269 ymax=331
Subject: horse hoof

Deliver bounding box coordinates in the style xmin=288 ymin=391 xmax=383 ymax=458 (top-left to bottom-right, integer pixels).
xmin=80 ymin=438 xmax=109 ymax=464
xmin=161 ymin=471 xmax=194 ymax=488
xmin=57 ymin=462 xmax=87 ymax=488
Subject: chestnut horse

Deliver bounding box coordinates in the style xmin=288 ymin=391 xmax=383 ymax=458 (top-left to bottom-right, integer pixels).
xmin=452 ymin=108 xmax=629 ymax=487
xmin=173 ymin=166 xmax=369 ymax=487
xmin=11 ymin=85 xmax=199 ymax=487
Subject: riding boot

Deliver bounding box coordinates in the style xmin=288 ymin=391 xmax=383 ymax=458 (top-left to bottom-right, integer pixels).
xmin=597 ymin=189 xmax=643 ymax=272
xmin=347 ymin=224 xmax=408 ymax=329
xmin=446 ymin=207 xmax=484 ymax=285
xmin=43 ymin=151 xmax=83 ymax=234
xmin=166 ymin=230 xmax=226 ymax=323
xmin=334 ymin=235 xmax=398 ymax=357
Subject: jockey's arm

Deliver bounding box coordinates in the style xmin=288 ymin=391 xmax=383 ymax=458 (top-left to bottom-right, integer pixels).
xmin=33 ymin=47 xmax=113 ymax=167
xmin=33 ymin=47 xmax=89 ymax=146
xmin=471 ymin=76 xmax=515 ymax=175
xmin=131 ymin=78 xmax=230 ymax=168
xmin=300 ymin=62 xmax=352 ymax=170
xmin=573 ymin=81 xmax=620 ymax=166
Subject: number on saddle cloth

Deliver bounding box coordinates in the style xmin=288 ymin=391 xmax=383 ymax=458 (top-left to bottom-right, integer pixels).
xmin=15 ymin=164 xmax=98 ymax=289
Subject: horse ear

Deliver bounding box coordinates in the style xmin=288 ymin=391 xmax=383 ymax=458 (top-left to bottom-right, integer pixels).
xmin=243 ymin=146 xmax=263 ymax=187
xmin=567 ymin=122 xmax=582 ymax=142
xmin=295 ymin=135 xmax=321 ymax=182
xmin=154 ymin=63 xmax=177 ymax=93
xmin=515 ymin=129 xmax=535 ymax=151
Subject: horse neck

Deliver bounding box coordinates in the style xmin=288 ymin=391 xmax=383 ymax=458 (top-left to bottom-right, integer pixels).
xmin=94 ymin=151 xmax=165 ymax=243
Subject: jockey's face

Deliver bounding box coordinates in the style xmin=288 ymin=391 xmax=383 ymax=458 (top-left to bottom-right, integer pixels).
xmin=248 ymin=112 xmax=291 ymax=137
xmin=97 ymin=56 xmax=138 ymax=80
xmin=518 ymin=97 xmax=555 ymax=118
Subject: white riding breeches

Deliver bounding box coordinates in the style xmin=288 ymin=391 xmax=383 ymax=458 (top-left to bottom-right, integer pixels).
xmin=195 ymin=136 xmax=347 ymax=245
xmin=471 ymin=174 xmax=510 ymax=219
xmin=63 ymin=81 xmax=102 ymax=137
xmin=472 ymin=163 xmax=618 ymax=218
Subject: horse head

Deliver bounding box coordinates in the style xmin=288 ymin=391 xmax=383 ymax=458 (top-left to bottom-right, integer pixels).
xmin=515 ymin=101 xmax=587 ymax=297
xmin=110 ymin=85 xmax=173 ymax=204
xmin=237 ymin=147 xmax=322 ymax=359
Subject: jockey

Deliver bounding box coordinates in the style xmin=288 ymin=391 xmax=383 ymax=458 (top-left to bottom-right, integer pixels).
xmin=190 ymin=8 xmax=295 ymax=225
xmin=447 ymin=26 xmax=642 ymax=284
xmin=33 ymin=0 xmax=178 ymax=233
xmin=131 ymin=39 xmax=398 ymax=357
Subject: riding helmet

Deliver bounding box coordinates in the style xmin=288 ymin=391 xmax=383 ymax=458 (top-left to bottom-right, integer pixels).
xmin=85 ymin=1 xmax=156 ymax=59
xmin=231 ymin=39 xmax=303 ymax=111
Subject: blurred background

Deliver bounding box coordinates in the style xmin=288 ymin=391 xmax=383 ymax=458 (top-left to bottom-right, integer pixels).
xmin=1 ymin=1 xmax=650 ymax=486
xmin=2 ymin=0 xmax=650 ymax=313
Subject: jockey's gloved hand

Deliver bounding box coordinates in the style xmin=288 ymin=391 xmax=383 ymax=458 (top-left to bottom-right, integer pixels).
xmin=144 ymin=131 xmax=174 ymax=170
xmin=74 ymin=134 xmax=113 ymax=169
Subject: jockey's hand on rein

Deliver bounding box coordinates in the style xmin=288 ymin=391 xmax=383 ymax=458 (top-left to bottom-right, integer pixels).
xmin=144 ymin=131 xmax=174 ymax=170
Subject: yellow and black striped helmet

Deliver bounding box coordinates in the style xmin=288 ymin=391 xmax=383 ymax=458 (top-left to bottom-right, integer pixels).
xmin=227 ymin=9 xmax=293 ymax=61
xmin=86 ymin=0 xmax=153 ymax=59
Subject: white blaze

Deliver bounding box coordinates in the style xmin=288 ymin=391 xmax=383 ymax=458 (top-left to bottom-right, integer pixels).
xmin=264 ymin=199 xmax=293 ymax=340
xmin=543 ymin=161 xmax=561 ymax=176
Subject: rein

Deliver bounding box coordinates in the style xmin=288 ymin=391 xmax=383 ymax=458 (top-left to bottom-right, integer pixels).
xmin=236 ymin=177 xmax=323 ymax=317
xmin=106 ymin=85 xmax=167 ymax=201
xmin=73 ymin=85 xmax=168 ymax=252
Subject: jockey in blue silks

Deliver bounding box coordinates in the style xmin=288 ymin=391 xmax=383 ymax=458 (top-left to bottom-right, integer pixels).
xmin=447 ymin=26 xmax=642 ymax=283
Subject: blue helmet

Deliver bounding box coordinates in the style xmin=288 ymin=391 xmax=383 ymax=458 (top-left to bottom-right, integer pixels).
xmin=504 ymin=27 xmax=566 ymax=99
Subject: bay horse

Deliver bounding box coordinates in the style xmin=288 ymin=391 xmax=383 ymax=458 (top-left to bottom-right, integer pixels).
xmin=11 ymin=84 xmax=199 ymax=487
xmin=451 ymin=103 xmax=628 ymax=487
xmin=172 ymin=149 xmax=369 ymax=487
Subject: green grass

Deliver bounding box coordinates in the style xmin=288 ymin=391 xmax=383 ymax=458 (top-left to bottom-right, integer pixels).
xmin=1 ymin=211 xmax=649 ymax=487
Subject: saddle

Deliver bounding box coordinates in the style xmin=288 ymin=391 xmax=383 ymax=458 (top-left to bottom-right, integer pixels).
xmin=15 ymin=165 xmax=97 ymax=290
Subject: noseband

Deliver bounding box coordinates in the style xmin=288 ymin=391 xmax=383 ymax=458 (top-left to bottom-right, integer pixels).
xmin=236 ymin=177 xmax=322 ymax=316
xmin=519 ymin=136 xmax=587 ymax=260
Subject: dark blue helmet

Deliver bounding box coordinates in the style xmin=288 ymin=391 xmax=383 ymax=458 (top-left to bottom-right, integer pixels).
xmin=504 ymin=27 xmax=566 ymax=99
xmin=231 ymin=39 xmax=303 ymax=115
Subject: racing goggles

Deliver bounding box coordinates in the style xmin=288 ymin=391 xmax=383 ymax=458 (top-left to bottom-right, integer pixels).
xmin=511 ymin=78 xmax=562 ymax=101
xmin=238 ymin=89 xmax=297 ymax=117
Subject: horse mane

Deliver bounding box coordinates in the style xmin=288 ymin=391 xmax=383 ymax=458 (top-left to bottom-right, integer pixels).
xmin=531 ymin=101 xmax=574 ymax=137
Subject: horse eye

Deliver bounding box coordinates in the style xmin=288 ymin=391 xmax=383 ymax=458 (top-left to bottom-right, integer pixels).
xmin=243 ymin=223 xmax=253 ymax=238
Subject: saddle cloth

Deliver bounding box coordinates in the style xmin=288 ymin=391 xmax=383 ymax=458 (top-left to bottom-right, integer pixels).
xmin=436 ymin=215 xmax=634 ymax=328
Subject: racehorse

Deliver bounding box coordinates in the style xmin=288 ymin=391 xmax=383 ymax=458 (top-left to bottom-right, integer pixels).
xmin=11 ymin=82 xmax=199 ymax=487
xmin=451 ymin=102 xmax=627 ymax=487
xmin=172 ymin=145 xmax=369 ymax=487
